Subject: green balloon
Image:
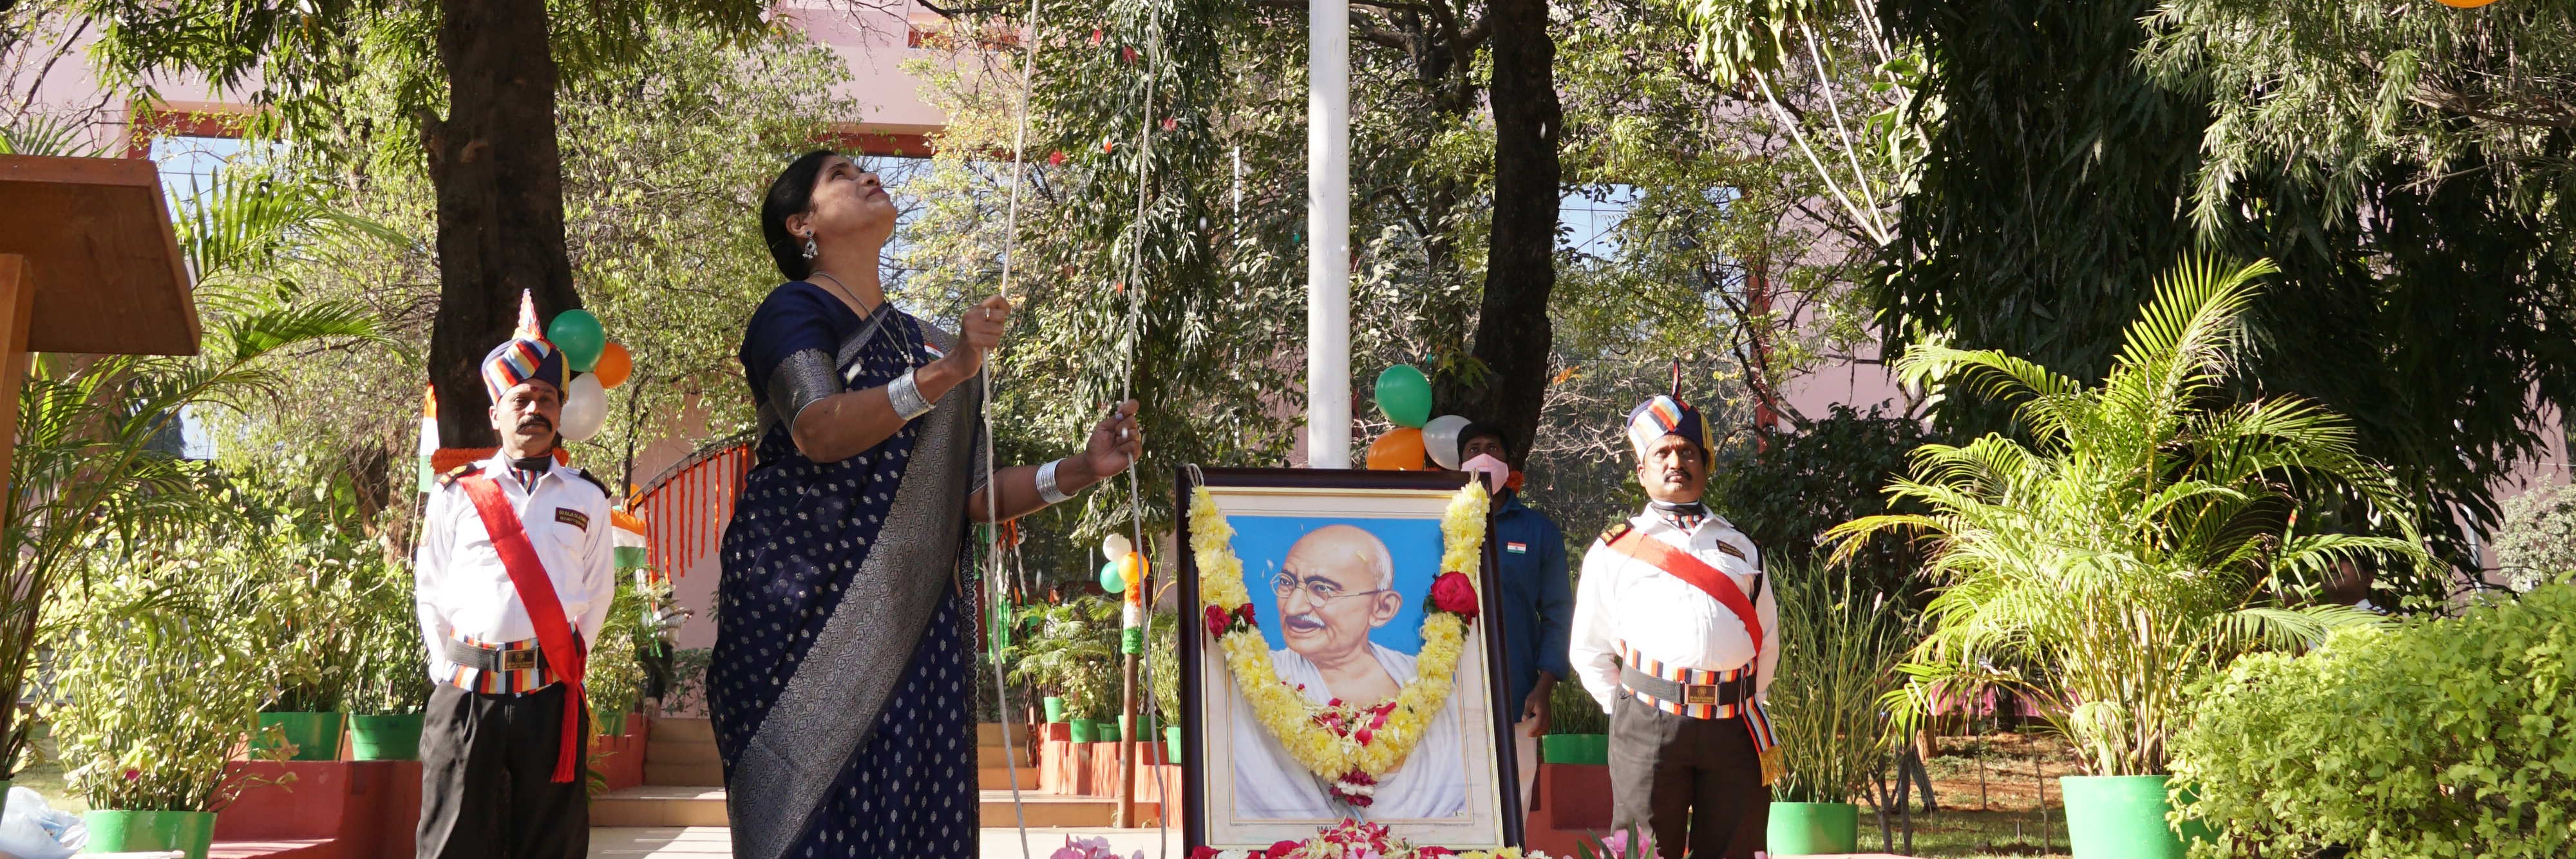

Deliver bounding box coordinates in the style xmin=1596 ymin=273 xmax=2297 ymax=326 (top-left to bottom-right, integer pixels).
xmin=1099 ymin=561 xmax=1126 ymax=593
xmin=547 ymin=309 xmax=607 ymax=373
xmin=1374 ymin=364 xmax=1433 ymax=428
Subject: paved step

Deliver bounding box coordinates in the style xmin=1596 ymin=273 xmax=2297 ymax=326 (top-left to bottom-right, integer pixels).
xmin=646 ymin=716 xmax=724 ymax=786
xmin=648 ymin=738 xmax=722 ymax=764
xmin=594 ymin=786 xmax=730 ymax=827
xmin=978 ymin=764 xmax=1039 ymax=790
xmin=977 ymin=722 xmax=1030 ymax=747
xmin=652 ymin=716 xmax=715 ymax=742
xmin=646 ymin=761 xmax=726 ymax=786
xmin=979 ymin=790 xmax=1159 ymax=827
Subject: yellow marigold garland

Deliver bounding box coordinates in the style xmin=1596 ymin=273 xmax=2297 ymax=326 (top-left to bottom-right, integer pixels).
xmin=1191 ymin=481 xmax=1490 ymax=805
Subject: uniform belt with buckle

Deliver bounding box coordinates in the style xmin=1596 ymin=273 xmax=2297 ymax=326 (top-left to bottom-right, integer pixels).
xmin=446 ymin=639 xmax=547 ymax=674
xmin=1620 ymin=665 xmax=1752 ymax=709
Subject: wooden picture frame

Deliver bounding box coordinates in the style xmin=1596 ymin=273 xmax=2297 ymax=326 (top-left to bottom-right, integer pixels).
xmin=1176 ymin=467 xmax=1524 ymax=851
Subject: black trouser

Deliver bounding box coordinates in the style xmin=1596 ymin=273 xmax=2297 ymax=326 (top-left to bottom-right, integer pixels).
xmin=1607 ymin=691 xmax=1770 ymax=859
xmin=417 ymin=683 xmax=589 ymax=859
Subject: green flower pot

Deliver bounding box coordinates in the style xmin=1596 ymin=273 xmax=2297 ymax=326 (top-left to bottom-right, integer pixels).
xmin=1043 ymin=697 xmax=1066 ymax=724
xmin=597 ymin=710 xmax=629 ymax=737
xmin=2061 ymin=775 xmax=2211 ymax=859
xmin=1164 ymin=725 xmax=1184 ymax=764
xmin=349 ymin=713 xmax=425 ymax=760
xmin=1540 ymin=733 xmax=1608 ymax=766
xmin=1068 ymin=719 xmax=1099 ymax=744
xmin=1766 ymin=801 xmax=1861 ymax=856
xmin=1117 ymin=714 xmax=1134 ymax=742
xmin=85 ymin=809 xmax=218 ymax=859
xmin=256 ymin=711 xmax=345 ymax=761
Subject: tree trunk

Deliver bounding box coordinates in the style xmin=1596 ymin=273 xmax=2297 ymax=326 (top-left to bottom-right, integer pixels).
xmin=1440 ymin=0 xmax=1559 ymax=468
xmin=424 ymin=0 xmax=581 ymax=448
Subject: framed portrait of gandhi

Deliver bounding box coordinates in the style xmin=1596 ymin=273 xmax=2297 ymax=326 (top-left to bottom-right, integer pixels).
xmin=1175 ymin=467 xmax=1522 ymax=852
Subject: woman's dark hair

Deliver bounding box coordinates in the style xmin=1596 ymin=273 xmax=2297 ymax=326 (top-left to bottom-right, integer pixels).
xmin=761 ymin=149 xmax=839 ymax=281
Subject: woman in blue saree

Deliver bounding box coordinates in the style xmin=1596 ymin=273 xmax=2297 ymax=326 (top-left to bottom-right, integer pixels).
xmin=715 ymin=150 xmax=1141 ymax=859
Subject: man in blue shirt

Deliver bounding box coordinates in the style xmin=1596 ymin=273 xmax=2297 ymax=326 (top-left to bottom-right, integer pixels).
xmin=1457 ymin=422 xmax=1575 ymax=818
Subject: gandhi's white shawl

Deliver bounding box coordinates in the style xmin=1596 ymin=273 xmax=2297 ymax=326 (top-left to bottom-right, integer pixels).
xmin=1228 ymin=641 xmax=1468 ymax=820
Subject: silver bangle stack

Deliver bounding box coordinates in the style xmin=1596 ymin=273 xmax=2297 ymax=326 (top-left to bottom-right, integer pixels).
xmin=1034 ymin=458 xmax=1074 ymax=505
xmin=886 ymin=368 xmax=934 ymax=420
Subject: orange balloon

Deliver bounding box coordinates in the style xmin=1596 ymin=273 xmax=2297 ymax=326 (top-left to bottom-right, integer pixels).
xmin=593 ymin=342 xmax=632 ymax=388
xmin=1365 ymin=428 xmax=1428 ymax=471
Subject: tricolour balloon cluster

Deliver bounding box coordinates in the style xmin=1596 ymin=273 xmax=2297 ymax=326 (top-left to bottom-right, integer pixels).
xmin=544 ymin=309 xmax=634 ymax=443
xmin=1363 ymin=364 xmax=1472 ymax=471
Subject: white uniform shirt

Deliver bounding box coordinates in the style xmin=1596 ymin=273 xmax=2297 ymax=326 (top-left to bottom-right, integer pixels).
xmin=1567 ymin=509 xmax=1779 ymax=715
xmin=412 ymin=452 xmax=617 ymax=684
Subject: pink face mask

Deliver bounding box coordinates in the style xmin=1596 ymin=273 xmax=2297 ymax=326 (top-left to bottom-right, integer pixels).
xmin=1461 ymin=453 xmax=1510 ymax=493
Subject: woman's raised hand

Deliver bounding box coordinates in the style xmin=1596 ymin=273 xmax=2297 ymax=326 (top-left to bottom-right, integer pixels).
xmin=945 ymin=294 xmax=1011 ymax=375
xmin=1081 ymin=400 xmax=1144 ymax=480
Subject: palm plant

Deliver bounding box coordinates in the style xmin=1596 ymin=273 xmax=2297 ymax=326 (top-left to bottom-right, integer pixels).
xmin=1765 ymin=562 xmax=1913 ymax=804
xmin=0 ymin=161 xmax=390 ymax=777
xmin=1826 ymin=255 xmax=2430 ymax=777
xmin=1006 ymin=596 xmax=1121 ymax=721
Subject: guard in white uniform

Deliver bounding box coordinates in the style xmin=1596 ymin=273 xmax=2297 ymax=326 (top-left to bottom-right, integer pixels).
xmin=412 ymin=294 xmax=616 ymax=859
xmin=1568 ymin=393 xmax=1779 ymax=859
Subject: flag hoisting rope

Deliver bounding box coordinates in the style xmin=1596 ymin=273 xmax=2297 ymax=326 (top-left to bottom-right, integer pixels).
xmin=980 ymin=1 xmax=1173 ymax=854
xmin=983 ymin=0 xmax=1045 ymax=856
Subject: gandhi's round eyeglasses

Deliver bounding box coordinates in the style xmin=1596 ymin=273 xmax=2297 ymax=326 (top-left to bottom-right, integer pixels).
xmin=1270 ymin=573 xmax=1388 ymax=605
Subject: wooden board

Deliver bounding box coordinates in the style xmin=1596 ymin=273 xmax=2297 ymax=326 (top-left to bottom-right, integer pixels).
xmin=0 ymin=155 xmax=200 ymax=355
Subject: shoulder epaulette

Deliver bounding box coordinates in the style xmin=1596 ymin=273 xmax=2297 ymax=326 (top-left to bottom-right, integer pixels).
xmin=1598 ymin=522 xmax=1633 ymax=545
xmin=435 ymin=464 xmax=483 ymax=488
xmin=568 ymin=468 xmax=612 ymax=498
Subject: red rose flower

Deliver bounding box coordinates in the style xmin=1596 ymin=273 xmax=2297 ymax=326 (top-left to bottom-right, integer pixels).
xmin=1204 ymin=605 xmax=1230 ymax=639
xmin=1268 ymin=840 xmax=1303 ymax=859
xmin=1047 ymin=151 xmax=1067 ymax=166
xmin=1429 ymin=571 xmax=1479 ymax=620
xmin=1233 ymin=603 xmax=1258 ymax=630
xmin=1189 ymin=849 xmax=1222 ymax=859
xmin=1417 ymin=847 xmax=1455 ymax=858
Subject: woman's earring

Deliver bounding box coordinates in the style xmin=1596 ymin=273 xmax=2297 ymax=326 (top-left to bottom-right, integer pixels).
xmin=801 ymin=234 xmax=820 ymax=260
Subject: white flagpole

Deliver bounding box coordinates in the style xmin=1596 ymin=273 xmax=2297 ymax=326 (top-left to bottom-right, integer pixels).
xmin=1305 ymin=0 xmax=1351 ymax=469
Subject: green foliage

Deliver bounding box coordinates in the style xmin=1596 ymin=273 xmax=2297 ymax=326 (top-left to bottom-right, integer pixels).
xmin=2495 ymin=483 xmax=2576 ymax=594
xmin=587 ymin=572 xmax=676 ymax=722
xmin=0 ymin=168 xmax=386 ymax=777
xmin=222 ymin=514 xmax=377 ymax=713
xmin=1712 ymin=404 xmax=1929 ymax=600
xmin=49 ymin=569 xmax=287 ymax=812
xmin=1765 ymin=562 xmax=1912 ymax=804
xmin=1880 ymin=0 xmax=2576 ymax=580
xmin=1830 ymin=256 xmax=2429 ymax=776
xmin=2170 ymin=583 xmax=2576 ymax=858
xmin=2140 ymin=0 xmax=2576 ymax=229
xmin=1005 ymin=596 xmax=1121 ymax=721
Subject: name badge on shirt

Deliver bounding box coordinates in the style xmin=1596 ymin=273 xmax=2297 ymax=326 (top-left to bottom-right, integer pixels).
xmin=1506 ymin=541 xmax=1528 ymax=554
xmin=554 ymin=508 xmax=590 ymax=531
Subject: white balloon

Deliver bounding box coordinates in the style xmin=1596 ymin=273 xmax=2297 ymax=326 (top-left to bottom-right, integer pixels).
xmin=1422 ymin=414 xmax=1473 ymax=470
xmin=1101 ymin=532 xmax=1134 ymax=562
xmin=561 ymin=373 xmax=608 ymax=442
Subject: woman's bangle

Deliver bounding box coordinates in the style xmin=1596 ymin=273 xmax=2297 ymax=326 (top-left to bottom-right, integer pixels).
xmin=1034 ymin=458 xmax=1074 ymax=505
xmin=886 ymin=368 xmax=934 ymax=420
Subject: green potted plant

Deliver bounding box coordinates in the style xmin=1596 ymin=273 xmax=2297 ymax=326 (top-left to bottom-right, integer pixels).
xmin=587 ymin=572 xmax=673 ymax=739
xmin=1007 ymin=597 xmax=1118 ymax=744
xmin=1763 ymin=563 xmax=1912 ymax=856
xmin=234 ymin=516 xmax=372 ymax=762
xmin=51 ymin=569 xmax=289 ymax=859
xmin=1827 ymin=257 xmax=2431 ymax=859
xmin=348 ymin=554 xmax=433 ymax=760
